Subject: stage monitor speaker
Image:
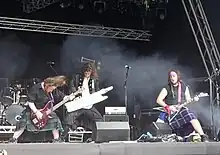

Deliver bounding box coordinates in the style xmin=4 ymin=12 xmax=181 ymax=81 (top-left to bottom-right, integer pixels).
xmin=95 ymin=122 xmax=130 ymax=142
xmin=145 ymin=122 xmax=172 ymax=137
xmin=104 ymin=114 xmax=129 ymax=122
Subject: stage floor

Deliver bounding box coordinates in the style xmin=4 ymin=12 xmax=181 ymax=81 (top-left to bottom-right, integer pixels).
xmin=0 ymin=142 xmax=220 ymax=155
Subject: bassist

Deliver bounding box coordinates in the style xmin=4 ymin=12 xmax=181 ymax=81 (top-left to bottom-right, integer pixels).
xmin=156 ymin=69 xmax=208 ymax=142
xmin=9 ymin=75 xmax=70 ymax=143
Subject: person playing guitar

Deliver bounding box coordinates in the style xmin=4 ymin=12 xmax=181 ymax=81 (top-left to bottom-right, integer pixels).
xmin=63 ymin=62 xmax=103 ymax=141
xmin=8 ymin=75 xmax=78 ymax=143
xmin=156 ymin=69 xmax=208 ymax=142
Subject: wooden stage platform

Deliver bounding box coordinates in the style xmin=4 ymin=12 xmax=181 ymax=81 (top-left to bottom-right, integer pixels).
xmin=0 ymin=142 xmax=220 ymax=155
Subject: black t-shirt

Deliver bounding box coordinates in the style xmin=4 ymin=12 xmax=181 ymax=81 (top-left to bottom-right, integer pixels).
xmin=27 ymin=83 xmax=65 ymax=111
xmin=164 ymin=83 xmax=186 ymax=105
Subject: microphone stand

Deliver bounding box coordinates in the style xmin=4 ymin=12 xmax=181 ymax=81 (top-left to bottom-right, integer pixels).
xmin=47 ymin=63 xmax=58 ymax=75
xmin=124 ymin=67 xmax=130 ymax=115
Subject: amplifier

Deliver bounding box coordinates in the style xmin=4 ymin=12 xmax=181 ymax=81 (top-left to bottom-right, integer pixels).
xmin=145 ymin=122 xmax=172 ymax=137
xmin=95 ymin=122 xmax=130 ymax=142
xmin=104 ymin=114 xmax=129 ymax=122
xmin=105 ymin=107 xmax=126 ymax=115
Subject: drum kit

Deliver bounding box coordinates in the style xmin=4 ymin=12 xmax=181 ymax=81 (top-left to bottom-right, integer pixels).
xmin=0 ymin=78 xmax=41 ymax=126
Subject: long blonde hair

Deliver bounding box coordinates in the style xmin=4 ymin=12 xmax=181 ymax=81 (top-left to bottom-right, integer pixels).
xmin=44 ymin=75 xmax=67 ymax=88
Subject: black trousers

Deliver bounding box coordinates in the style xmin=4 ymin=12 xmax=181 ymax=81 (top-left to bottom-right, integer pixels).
xmin=63 ymin=106 xmax=103 ymax=140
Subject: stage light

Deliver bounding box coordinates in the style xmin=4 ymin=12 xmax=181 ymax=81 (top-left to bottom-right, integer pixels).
xmin=93 ymin=1 xmax=106 ymax=14
xmin=60 ymin=0 xmax=71 ymax=8
xmin=156 ymin=8 xmax=167 ymax=20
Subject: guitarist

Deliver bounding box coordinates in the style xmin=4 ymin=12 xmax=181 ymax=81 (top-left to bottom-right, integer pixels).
xmin=8 ymin=75 xmax=71 ymax=143
xmin=156 ymin=69 xmax=208 ymax=142
xmin=63 ymin=62 xmax=103 ymax=141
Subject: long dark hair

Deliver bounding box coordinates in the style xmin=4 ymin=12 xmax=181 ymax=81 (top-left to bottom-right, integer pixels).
xmin=81 ymin=62 xmax=98 ymax=79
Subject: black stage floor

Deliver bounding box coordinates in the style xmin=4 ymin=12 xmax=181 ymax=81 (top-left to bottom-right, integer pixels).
xmin=0 ymin=142 xmax=220 ymax=155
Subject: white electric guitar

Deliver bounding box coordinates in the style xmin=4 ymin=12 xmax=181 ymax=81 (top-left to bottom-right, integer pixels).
xmin=65 ymin=86 xmax=113 ymax=113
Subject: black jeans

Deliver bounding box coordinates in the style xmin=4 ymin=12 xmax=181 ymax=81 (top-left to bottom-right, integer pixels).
xmin=63 ymin=106 xmax=103 ymax=140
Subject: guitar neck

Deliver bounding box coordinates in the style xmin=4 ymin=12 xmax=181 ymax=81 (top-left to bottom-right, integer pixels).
xmin=52 ymin=92 xmax=76 ymax=111
xmin=181 ymin=98 xmax=194 ymax=107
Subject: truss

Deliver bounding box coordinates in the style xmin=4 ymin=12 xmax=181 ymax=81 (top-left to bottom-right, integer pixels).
xmin=19 ymin=0 xmax=61 ymax=13
xmin=182 ymin=0 xmax=220 ymax=138
xmin=0 ymin=16 xmax=151 ymax=41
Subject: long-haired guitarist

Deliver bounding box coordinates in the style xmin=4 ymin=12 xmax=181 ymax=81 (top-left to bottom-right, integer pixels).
xmin=63 ymin=62 xmax=103 ymax=141
xmin=156 ymin=69 xmax=208 ymax=142
xmin=8 ymin=75 xmax=71 ymax=143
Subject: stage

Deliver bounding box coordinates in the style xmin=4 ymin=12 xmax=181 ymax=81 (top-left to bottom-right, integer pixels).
xmin=0 ymin=142 xmax=220 ymax=155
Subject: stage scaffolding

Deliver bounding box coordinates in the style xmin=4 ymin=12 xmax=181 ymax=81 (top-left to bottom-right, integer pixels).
xmin=0 ymin=16 xmax=152 ymax=41
xmin=182 ymin=0 xmax=220 ymax=138
xmin=19 ymin=0 xmax=60 ymax=13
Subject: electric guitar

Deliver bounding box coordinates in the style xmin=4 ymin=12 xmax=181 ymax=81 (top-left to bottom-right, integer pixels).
xmin=153 ymin=92 xmax=209 ymax=122
xmin=65 ymin=86 xmax=113 ymax=113
xmin=30 ymin=89 xmax=83 ymax=129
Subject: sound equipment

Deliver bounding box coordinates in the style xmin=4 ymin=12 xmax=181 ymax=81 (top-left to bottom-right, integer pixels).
xmin=105 ymin=107 xmax=126 ymax=115
xmin=95 ymin=122 xmax=130 ymax=142
xmin=145 ymin=122 xmax=172 ymax=137
xmin=104 ymin=114 xmax=129 ymax=122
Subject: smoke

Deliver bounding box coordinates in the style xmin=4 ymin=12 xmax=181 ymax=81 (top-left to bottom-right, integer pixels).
xmin=189 ymin=96 xmax=220 ymax=134
xmin=0 ymin=33 xmax=30 ymax=79
xmin=60 ymin=36 xmax=192 ymax=108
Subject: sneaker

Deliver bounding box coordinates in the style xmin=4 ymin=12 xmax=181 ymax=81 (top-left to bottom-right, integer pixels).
xmin=201 ymin=134 xmax=209 ymax=142
xmin=8 ymin=138 xmax=17 ymax=143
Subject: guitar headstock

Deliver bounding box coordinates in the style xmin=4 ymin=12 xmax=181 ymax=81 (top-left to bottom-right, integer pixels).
xmin=196 ymin=92 xmax=209 ymax=98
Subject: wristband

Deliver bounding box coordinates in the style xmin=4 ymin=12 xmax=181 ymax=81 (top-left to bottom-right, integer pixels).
xmin=164 ymin=105 xmax=171 ymax=114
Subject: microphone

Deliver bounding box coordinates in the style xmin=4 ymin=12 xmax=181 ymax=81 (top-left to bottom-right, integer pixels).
xmin=47 ymin=61 xmax=55 ymax=65
xmin=125 ymin=65 xmax=131 ymax=69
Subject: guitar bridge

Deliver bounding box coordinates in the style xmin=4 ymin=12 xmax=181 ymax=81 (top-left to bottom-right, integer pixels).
xmin=32 ymin=118 xmax=38 ymax=124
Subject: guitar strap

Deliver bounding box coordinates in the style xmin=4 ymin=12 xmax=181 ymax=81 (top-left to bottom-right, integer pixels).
xmin=168 ymin=82 xmax=182 ymax=122
xmin=48 ymin=92 xmax=54 ymax=111
xmin=177 ymin=82 xmax=182 ymax=104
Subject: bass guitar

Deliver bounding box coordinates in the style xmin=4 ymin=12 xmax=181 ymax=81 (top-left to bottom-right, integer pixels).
xmin=153 ymin=92 xmax=209 ymax=122
xmin=30 ymin=89 xmax=82 ymax=129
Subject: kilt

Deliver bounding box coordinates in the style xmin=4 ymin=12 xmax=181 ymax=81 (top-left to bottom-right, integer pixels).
xmin=16 ymin=110 xmax=64 ymax=132
xmin=158 ymin=107 xmax=197 ymax=130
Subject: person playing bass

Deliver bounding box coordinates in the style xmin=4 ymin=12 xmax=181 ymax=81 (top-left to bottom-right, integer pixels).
xmin=8 ymin=75 xmax=77 ymax=143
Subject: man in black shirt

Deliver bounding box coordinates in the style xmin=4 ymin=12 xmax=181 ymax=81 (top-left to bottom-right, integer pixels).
xmin=9 ymin=75 xmax=72 ymax=143
xmin=156 ymin=69 xmax=208 ymax=142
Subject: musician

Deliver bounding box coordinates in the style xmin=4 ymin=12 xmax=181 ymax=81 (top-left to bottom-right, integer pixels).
xmin=8 ymin=75 xmax=70 ymax=143
xmin=156 ymin=69 xmax=208 ymax=142
xmin=63 ymin=62 xmax=103 ymax=140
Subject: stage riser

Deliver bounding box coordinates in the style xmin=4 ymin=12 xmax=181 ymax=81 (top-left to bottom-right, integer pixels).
xmin=0 ymin=143 xmax=220 ymax=155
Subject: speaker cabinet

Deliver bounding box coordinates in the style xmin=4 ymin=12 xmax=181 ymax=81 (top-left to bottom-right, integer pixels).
xmin=104 ymin=114 xmax=129 ymax=122
xmin=145 ymin=122 xmax=172 ymax=136
xmin=95 ymin=122 xmax=130 ymax=142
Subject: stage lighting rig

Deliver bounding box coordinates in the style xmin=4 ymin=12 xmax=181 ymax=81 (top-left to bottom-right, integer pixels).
xmin=60 ymin=0 xmax=72 ymax=8
xmin=93 ymin=0 xmax=106 ymax=14
xmin=18 ymin=0 xmax=61 ymax=13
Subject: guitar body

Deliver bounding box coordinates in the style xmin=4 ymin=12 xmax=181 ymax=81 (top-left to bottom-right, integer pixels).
xmin=30 ymin=103 xmax=51 ymax=130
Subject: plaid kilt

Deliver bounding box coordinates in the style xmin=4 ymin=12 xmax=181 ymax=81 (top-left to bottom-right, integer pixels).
xmin=16 ymin=110 xmax=64 ymax=132
xmin=158 ymin=107 xmax=197 ymax=130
